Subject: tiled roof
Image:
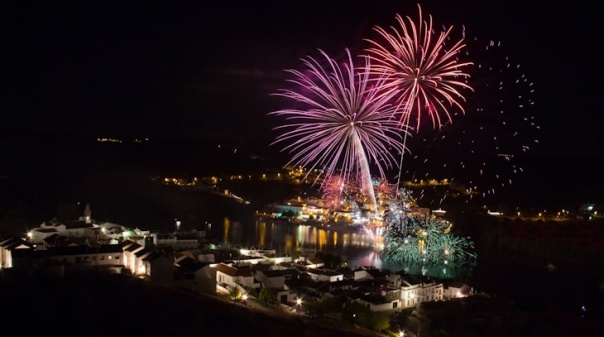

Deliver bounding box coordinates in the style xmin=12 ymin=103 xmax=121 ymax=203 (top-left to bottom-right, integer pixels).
xmin=365 ymin=268 xmax=389 ymax=278
xmin=34 ymin=228 xmax=59 ymax=233
xmin=43 ymin=234 xmax=74 ymax=247
xmin=135 ymin=248 xmax=153 ymax=258
xmin=447 ymin=282 xmax=469 ymax=289
xmin=335 ymin=266 xmax=355 ymax=276
xmin=123 ymin=241 xmax=143 ymax=252
xmin=260 ymin=269 xmax=289 ymax=278
xmin=12 ymin=244 xmax=122 ymax=258
xmin=0 ymin=237 xmax=34 ymax=250
xmin=0 ymin=237 xmax=20 ymax=248
xmin=62 ymin=220 xmax=96 ymax=229
xmin=142 ymin=251 xmax=165 ymax=262
xmin=307 ymin=258 xmax=324 ymax=265
xmin=306 ymin=267 xmax=343 ymax=277
xmin=175 ymin=256 xmax=208 ymax=273
xmin=213 ymin=263 xmax=253 ymax=277
xmin=231 ymin=265 xmax=254 ymax=277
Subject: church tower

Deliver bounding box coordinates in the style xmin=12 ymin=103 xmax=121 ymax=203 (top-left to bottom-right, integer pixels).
xmin=84 ymin=203 xmax=92 ymax=224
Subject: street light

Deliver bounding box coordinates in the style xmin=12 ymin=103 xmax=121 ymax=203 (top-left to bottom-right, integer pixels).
xmin=295 ymin=297 xmax=302 ymax=312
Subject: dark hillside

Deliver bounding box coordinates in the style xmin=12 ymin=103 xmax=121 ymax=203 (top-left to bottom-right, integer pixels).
xmin=0 ymin=271 xmax=381 ymax=337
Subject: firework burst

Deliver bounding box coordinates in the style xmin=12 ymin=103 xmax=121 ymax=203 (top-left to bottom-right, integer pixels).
xmin=269 ymin=48 xmax=408 ymax=217
xmin=363 ymin=4 xmax=473 ymax=132
xmin=401 ymin=35 xmax=541 ymax=202
xmin=320 ymin=175 xmax=361 ymax=211
xmin=381 ymin=190 xmax=477 ymax=266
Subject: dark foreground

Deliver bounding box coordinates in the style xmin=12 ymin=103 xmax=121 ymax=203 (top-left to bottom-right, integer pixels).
xmin=0 ymin=271 xmax=382 ymax=337
xmin=4 ymin=268 xmax=604 ymax=337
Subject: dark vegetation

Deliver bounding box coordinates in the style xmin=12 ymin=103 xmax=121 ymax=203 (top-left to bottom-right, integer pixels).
xmin=0 ymin=271 xmax=383 ymax=337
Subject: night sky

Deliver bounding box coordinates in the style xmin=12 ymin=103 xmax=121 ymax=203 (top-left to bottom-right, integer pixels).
xmin=3 ymin=1 xmax=602 ymax=206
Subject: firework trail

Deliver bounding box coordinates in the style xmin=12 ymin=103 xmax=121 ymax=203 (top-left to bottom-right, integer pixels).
xmin=401 ymin=35 xmax=541 ymax=203
xmin=269 ymin=48 xmax=408 ymax=218
xmin=362 ymin=4 xmax=473 ymax=188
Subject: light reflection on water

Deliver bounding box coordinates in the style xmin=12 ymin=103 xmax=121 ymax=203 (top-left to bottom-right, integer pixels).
xmin=212 ymin=217 xmax=474 ymax=281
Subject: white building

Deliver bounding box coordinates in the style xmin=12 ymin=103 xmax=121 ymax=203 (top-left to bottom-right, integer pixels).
xmin=256 ymin=269 xmax=287 ymax=289
xmin=0 ymin=237 xmax=34 ymax=269
xmin=387 ymin=273 xmax=444 ymax=308
xmin=306 ymin=267 xmax=344 ymax=282
xmin=212 ymin=262 xmax=260 ymax=291
xmin=141 ymin=251 xmax=174 ymax=283
xmin=122 ymin=240 xmax=145 ymax=272
xmin=444 ymin=282 xmax=473 ymax=299
xmin=152 ymin=233 xmax=199 ymax=251
xmin=28 ymin=220 xmax=100 ymax=244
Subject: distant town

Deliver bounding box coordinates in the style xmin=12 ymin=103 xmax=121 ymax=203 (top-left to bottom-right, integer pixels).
xmin=157 ymin=165 xmax=603 ymax=223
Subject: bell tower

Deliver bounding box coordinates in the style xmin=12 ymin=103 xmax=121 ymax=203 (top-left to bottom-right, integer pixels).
xmin=84 ymin=203 xmax=92 ymax=224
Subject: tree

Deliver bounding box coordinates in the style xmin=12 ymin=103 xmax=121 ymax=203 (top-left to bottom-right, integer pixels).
xmin=229 ymin=286 xmax=241 ymax=300
xmin=304 ymin=300 xmax=325 ymax=318
xmin=341 ymin=301 xmax=367 ymax=326
xmin=370 ymin=314 xmax=391 ymax=333
xmin=258 ymin=288 xmax=277 ymax=306
xmin=305 ymin=295 xmax=345 ymax=318
xmin=282 ymin=210 xmax=296 ymax=218
xmin=390 ymin=310 xmax=411 ymax=331
xmin=291 ymin=250 xmax=303 ymax=260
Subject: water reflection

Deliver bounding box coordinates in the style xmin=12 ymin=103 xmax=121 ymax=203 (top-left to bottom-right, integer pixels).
xmin=212 ymin=217 xmax=473 ymax=280
xmin=241 ymin=218 xmax=379 ymax=251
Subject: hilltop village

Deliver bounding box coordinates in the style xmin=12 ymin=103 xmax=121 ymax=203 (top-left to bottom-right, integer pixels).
xmin=2 ymin=194 xmax=604 ymax=337
xmin=0 ymin=203 xmax=489 ymax=335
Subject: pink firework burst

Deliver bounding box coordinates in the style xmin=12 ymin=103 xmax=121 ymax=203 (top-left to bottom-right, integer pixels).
xmin=269 ymin=48 xmax=408 ymax=217
xmin=375 ymin=178 xmax=397 ymax=198
xmin=321 ymin=175 xmax=347 ymax=210
xmin=363 ymin=4 xmax=473 ymax=132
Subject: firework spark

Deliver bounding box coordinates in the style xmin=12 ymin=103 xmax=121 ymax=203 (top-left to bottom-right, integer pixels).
xmin=320 ymin=175 xmax=348 ymax=210
xmin=269 ymin=48 xmax=408 ymax=217
xmin=401 ymin=36 xmax=541 ymax=202
xmin=363 ymin=4 xmax=473 ymax=132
